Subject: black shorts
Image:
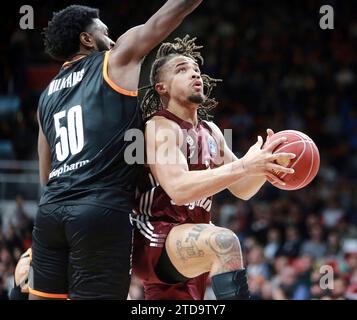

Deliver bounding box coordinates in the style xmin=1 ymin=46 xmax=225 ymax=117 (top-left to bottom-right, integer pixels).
xmin=29 ymin=203 xmax=133 ymax=300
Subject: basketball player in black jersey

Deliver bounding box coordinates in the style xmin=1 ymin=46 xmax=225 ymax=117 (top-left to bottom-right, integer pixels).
xmin=30 ymin=1 xmax=203 ymax=300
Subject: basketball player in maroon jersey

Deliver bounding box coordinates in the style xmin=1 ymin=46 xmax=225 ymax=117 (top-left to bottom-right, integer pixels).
xmin=132 ymin=36 xmax=295 ymax=300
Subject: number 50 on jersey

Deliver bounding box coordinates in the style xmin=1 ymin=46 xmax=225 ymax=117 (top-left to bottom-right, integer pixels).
xmin=53 ymin=105 xmax=84 ymax=162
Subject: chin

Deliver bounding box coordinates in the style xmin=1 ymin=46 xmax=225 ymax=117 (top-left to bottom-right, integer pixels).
xmin=188 ymin=93 xmax=205 ymax=104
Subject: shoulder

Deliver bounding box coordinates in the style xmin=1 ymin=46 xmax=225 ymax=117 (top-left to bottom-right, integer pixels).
xmin=202 ymin=121 xmax=224 ymax=138
xmin=85 ymin=51 xmax=104 ymax=64
xmin=145 ymin=116 xmax=184 ymax=146
xmin=146 ymin=116 xmax=181 ymax=131
xmin=202 ymin=121 xmax=226 ymax=151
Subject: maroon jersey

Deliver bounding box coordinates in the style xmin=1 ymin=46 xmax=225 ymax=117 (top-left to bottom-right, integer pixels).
xmin=132 ymin=109 xmax=221 ymax=300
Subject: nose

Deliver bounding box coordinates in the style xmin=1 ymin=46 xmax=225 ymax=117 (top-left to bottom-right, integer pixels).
xmin=109 ymin=40 xmax=115 ymax=49
xmin=191 ymin=71 xmax=200 ymax=79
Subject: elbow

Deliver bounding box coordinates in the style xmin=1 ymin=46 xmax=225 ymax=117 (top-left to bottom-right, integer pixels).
xmin=238 ymin=194 xmax=252 ymax=201
xmin=173 ymin=197 xmax=188 ymax=206
xmin=168 ymin=191 xmax=188 ymax=206
xmin=231 ymin=187 xmax=261 ymax=201
xmin=236 ymin=191 xmax=255 ymax=201
xmin=166 ymin=185 xmax=188 ymax=206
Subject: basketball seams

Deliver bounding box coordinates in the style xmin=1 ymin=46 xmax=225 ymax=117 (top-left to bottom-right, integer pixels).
xmin=267 ymin=131 xmax=319 ymax=190
xmin=279 ymin=138 xmax=306 ymax=179
xmin=295 ymin=141 xmax=314 ymax=189
xmin=274 ymin=140 xmax=304 ymax=154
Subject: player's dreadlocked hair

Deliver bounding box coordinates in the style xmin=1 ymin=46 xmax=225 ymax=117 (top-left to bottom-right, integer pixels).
xmin=141 ymin=35 xmax=222 ymax=121
xmin=43 ymin=5 xmax=99 ymax=61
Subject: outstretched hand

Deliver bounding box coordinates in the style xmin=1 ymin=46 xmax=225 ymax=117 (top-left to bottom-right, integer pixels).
xmin=241 ymin=129 xmax=295 ymax=186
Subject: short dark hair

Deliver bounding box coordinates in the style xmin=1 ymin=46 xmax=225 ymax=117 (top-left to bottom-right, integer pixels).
xmin=43 ymin=5 xmax=99 ymax=61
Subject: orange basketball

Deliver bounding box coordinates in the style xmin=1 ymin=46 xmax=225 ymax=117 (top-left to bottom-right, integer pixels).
xmin=263 ymin=130 xmax=320 ymax=190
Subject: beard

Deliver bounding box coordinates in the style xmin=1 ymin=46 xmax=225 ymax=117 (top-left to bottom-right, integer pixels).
xmin=188 ymin=93 xmax=205 ymax=104
xmin=95 ymin=38 xmax=111 ymax=52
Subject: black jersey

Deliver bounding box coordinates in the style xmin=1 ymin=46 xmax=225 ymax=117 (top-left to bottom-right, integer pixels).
xmin=38 ymin=51 xmax=143 ymax=211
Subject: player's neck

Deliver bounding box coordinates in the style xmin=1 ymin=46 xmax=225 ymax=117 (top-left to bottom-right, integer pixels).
xmin=68 ymin=48 xmax=96 ymax=63
xmin=62 ymin=50 xmax=91 ymax=68
xmin=166 ymin=103 xmax=198 ymax=127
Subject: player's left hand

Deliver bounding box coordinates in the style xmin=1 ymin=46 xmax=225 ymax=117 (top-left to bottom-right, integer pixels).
xmin=266 ymin=128 xmax=274 ymax=143
xmin=264 ymin=128 xmax=287 ymax=186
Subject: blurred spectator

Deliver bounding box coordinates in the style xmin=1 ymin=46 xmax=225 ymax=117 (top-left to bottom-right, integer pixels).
xmin=300 ymin=225 xmax=327 ymax=259
xmin=8 ymin=195 xmax=33 ymax=238
xmin=310 ymin=269 xmax=327 ymax=300
xmin=325 ymin=231 xmax=342 ymax=258
xmin=322 ymin=198 xmax=345 ymax=229
xmin=331 ymin=278 xmax=348 ymax=300
xmin=264 ymin=228 xmax=282 ymax=261
xmin=272 ymin=266 xmax=309 ymax=300
xmin=278 ymin=226 xmax=301 ymax=258
xmin=4 ymin=226 xmax=22 ymax=254
xmin=219 ymin=200 xmax=238 ymax=228
xmin=247 ymin=245 xmax=270 ymax=281
xmin=346 ymin=269 xmax=357 ymax=300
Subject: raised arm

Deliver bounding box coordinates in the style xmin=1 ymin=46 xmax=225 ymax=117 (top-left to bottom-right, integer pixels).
xmin=111 ymin=0 xmax=203 ymax=65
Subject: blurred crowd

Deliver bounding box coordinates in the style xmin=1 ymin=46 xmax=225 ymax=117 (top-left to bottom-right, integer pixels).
xmin=0 ymin=196 xmax=33 ymax=299
xmin=0 ymin=0 xmax=356 ymax=299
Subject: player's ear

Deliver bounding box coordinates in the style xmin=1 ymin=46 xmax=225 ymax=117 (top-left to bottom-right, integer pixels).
xmin=79 ymin=32 xmax=95 ymax=50
xmin=155 ymin=82 xmax=167 ymax=95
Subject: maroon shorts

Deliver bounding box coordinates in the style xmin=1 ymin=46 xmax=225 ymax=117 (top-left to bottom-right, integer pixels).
xmin=132 ymin=219 xmax=209 ymax=300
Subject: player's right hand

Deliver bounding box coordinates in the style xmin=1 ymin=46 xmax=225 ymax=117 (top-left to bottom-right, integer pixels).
xmin=240 ymin=134 xmax=296 ymax=185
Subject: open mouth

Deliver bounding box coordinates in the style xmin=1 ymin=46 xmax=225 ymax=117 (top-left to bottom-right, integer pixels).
xmin=192 ymin=81 xmax=203 ymax=90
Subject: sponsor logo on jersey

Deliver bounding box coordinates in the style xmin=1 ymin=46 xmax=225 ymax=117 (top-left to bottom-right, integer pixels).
xmin=49 ymin=159 xmax=90 ymax=179
xmin=170 ymin=197 xmax=212 ymax=212
xmin=187 ymin=134 xmax=196 ymax=159
xmin=186 ymin=135 xmax=194 ymax=146
xmin=208 ymin=136 xmax=218 ymax=157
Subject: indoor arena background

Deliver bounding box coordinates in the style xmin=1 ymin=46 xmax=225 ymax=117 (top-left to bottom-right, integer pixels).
xmin=0 ymin=0 xmax=356 ymax=300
